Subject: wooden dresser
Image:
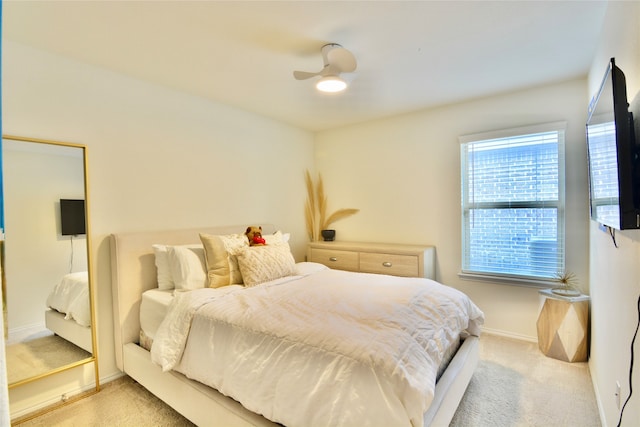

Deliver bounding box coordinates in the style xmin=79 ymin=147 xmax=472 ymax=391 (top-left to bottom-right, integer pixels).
xmin=307 ymin=241 xmax=435 ymax=279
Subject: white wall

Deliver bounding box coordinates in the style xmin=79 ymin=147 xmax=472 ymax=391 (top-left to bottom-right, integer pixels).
xmin=587 ymin=2 xmax=640 ymax=426
xmin=315 ymin=78 xmax=590 ymax=341
xmin=2 ymin=40 xmax=314 ymax=416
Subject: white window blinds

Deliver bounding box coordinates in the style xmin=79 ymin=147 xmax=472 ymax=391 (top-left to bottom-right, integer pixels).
xmin=460 ymin=123 xmax=566 ymax=281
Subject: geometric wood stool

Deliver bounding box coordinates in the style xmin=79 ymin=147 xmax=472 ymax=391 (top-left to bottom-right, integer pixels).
xmin=536 ymin=289 xmax=590 ymax=362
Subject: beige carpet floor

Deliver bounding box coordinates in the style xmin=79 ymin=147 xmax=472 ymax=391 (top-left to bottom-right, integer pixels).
xmin=16 ymin=334 xmax=601 ymax=426
xmin=6 ymin=334 xmax=91 ymax=384
xmin=450 ymin=334 xmax=601 ymax=426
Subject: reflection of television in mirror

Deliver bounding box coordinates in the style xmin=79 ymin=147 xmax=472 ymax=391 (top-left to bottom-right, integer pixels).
xmin=60 ymin=199 xmax=86 ymax=236
xmin=586 ymin=58 xmax=640 ymax=230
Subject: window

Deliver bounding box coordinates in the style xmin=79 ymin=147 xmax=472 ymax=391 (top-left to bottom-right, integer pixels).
xmin=460 ymin=122 xmax=565 ymax=283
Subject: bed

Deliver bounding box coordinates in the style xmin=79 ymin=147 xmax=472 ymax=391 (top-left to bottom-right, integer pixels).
xmin=45 ymin=271 xmax=93 ymax=352
xmin=110 ymin=225 xmax=484 ymax=427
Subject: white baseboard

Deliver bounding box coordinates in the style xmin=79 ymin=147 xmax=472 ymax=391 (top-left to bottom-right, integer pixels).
xmin=589 ymin=359 xmax=609 ymax=427
xmin=7 ymin=322 xmax=49 ymax=345
xmin=99 ymin=371 xmax=125 ymax=385
xmin=10 ymin=381 xmax=98 ymax=420
xmin=480 ymin=327 xmax=538 ymax=343
xmin=9 ymin=370 xmax=120 ymax=421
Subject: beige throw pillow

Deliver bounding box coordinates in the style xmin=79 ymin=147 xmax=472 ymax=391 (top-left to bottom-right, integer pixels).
xmin=199 ymin=233 xmax=248 ymax=288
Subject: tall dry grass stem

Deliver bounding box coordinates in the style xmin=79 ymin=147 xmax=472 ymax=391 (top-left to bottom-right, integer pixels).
xmin=304 ymin=170 xmax=359 ymax=241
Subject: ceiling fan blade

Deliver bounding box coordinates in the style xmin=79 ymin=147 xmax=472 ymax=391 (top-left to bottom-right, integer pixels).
xmin=327 ymin=47 xmax=357 ymax=73
xmin=293 ymin=70 xmax=321 ymax=80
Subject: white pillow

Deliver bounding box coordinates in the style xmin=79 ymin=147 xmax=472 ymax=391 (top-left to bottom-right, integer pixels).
xmin=262 ymin=230 xmax=291 ymax=245
xmin=167 ymin=245 xmax=207 ymax=290
xmin=234 ymin=243 xmax=296 ymax=287
xmin=152 ymin=244 xmax=174 ymax=290
xmin=199 ymin=233 xmax=248 ymax=288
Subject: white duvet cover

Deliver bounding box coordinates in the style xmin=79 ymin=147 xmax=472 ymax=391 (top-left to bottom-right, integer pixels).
xmin=152 ymin=265 xmax=484 ymax=427
xmin=46 ymin=271 xmax=91 ymax=327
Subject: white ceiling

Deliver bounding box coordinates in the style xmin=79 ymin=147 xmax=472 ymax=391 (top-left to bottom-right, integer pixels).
xmin=3 ymin=1 xmax=609 ymax=132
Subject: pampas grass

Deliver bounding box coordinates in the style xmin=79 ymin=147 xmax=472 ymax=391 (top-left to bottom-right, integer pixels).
xmin=305 ymin=170 xmax=359 ymax=241
xmin=304 ymin=171 xmax=317 ymax=241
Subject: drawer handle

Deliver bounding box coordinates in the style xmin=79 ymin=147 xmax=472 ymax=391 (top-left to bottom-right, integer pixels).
xmin=329 ymin=257 xmax=338 ymax=262
xmin=382 ymin=262 xmax=393 ymax=268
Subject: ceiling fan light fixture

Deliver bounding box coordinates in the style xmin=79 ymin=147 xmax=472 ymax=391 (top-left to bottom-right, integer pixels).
xmin=316 ymin=75 xmax=347 ymax=93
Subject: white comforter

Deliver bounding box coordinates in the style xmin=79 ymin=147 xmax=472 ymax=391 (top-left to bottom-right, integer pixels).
xmin=152 ymin=265 xmax=484 ymax=427
xmin=46 ymin=271 xmax=91 ymax=327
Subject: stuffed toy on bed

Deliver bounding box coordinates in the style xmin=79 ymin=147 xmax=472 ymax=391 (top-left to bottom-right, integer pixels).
xmin=245 ymin=226 xmax=266 ymax=246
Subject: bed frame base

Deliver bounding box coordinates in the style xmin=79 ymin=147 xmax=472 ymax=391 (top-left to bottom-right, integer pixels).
xmin=123 ymin=338 xmax=478 ymax=427
xmin=424 ymin=335 xmax=478 ymax=426
xmin=44 ymin=309 xmax=92 ymax=353
xmin=124 ymin=343 xmax=278 ymax=427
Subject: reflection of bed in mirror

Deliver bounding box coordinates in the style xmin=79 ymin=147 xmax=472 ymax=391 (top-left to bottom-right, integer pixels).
xmin=45 ymin=271 xmax=92 ymax=353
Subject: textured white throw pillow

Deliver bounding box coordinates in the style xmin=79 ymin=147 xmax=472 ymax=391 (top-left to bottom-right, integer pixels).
xmin=234 ymin=243 xmax=296 ymax=287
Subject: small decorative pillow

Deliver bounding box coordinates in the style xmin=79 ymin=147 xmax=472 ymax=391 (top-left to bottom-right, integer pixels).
xmin=199 ymin=233 xmax=248 ymax=288
xmin=167 ymin=245 xmax=207 ymax=290
xmin=234 ymin=242 xmax=296 ymax=287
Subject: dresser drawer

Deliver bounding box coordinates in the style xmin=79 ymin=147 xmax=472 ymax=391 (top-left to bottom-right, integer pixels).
xmin=359 ymin=253 xmax=419 ymax=277
xmin=308 ymin=241 xmax=435 ymax=279
xmin=309 ymin=248 xmax=359 ymax=271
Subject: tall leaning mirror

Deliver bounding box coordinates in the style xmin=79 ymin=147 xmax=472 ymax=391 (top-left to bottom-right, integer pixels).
xmin=1 ymin=135 xmax=99 ymax=411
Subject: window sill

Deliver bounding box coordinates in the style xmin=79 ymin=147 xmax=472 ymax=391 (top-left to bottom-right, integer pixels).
xmin=458 ymin=271 xmax=557 ymax=288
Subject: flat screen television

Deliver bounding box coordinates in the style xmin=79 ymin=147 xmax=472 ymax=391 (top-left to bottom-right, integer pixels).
xmin=60 ymin=199 xmax=86 ymax=236
xmin=586 ymin=58 xmax=640 ymax=230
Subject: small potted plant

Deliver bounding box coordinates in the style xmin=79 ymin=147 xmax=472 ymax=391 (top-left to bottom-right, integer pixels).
xmin=551 ymin=271 xmax=581 ymax=296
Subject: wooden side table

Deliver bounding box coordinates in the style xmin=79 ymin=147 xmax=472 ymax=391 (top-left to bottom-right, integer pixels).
xmin=536 ymin=289 xmax=590 ymax=362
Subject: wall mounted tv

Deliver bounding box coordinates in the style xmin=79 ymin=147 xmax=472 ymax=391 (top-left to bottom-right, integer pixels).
xmin=586 ymin=58 xmax=640 ymax=230
xmin=60 ymin=199 xmax=86 ymax=236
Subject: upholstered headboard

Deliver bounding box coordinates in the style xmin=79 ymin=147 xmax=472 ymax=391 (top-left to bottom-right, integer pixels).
xmin=109 ymin=224 xmax=276 ymax=371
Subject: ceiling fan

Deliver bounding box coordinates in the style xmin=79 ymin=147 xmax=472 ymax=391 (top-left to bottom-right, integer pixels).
xmin=293 ymin=43 xmax=357 ymax=93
